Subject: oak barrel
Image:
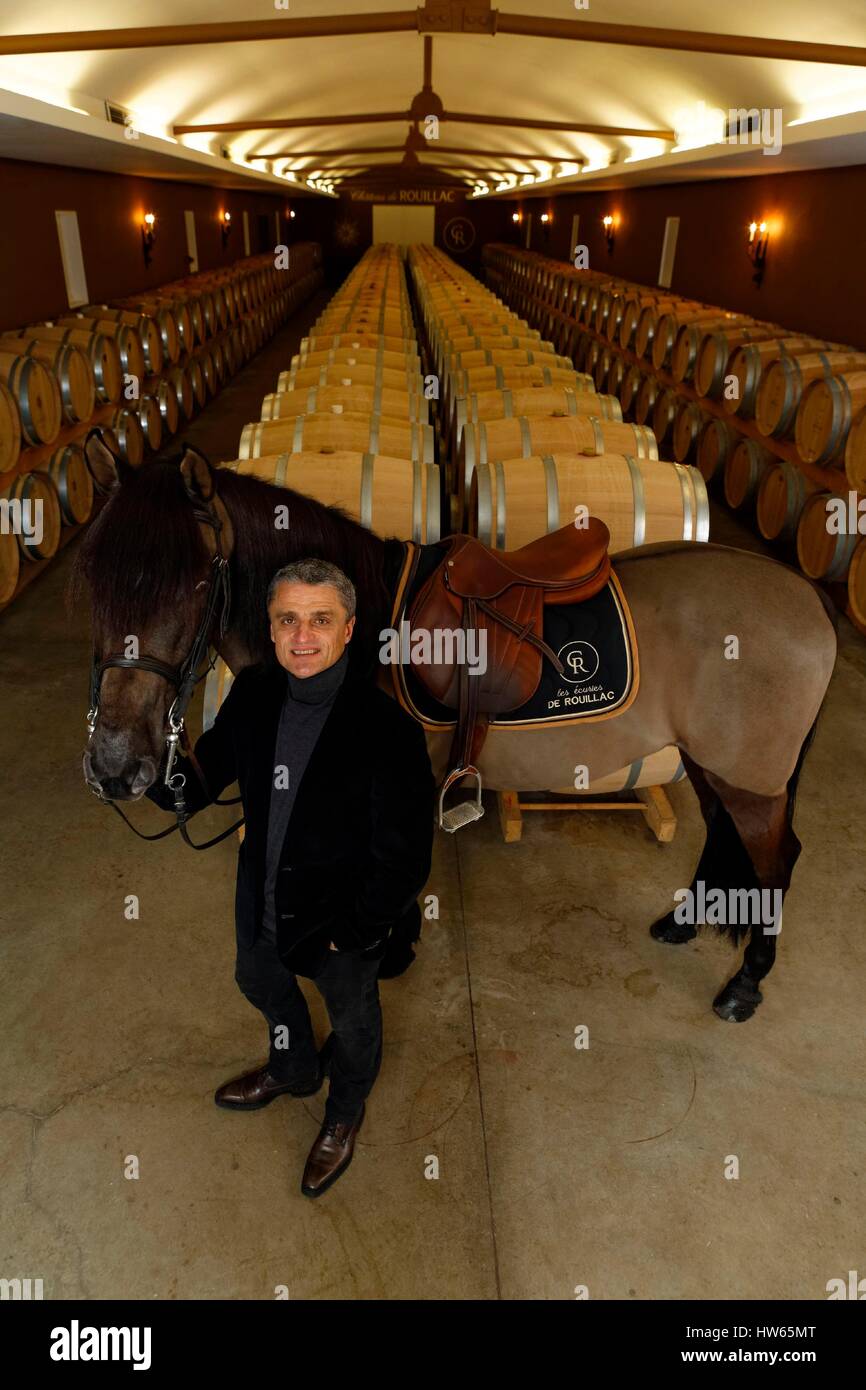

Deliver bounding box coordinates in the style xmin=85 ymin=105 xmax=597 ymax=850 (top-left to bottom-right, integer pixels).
xmin=0 ymin=379 xmax=22 ymax=474
xmin=794 ymin=371 xmax=866 ymax=465
xmin=723 ymin=439 xmax=775 ymax=511
xmin=4 ymin=470 xmax=62 ymax=560
xmin=38 ymin=444 xmax=94 ymax=524
xmin=239 ymin=414 xmax=435 ymax=465
xmin=844 ymin=408 xmax=866 ymax=492
xmin=847 ymin=541 xmax=866 ymax=628
xmin=469 ymin=453 xmax=709 ymax=552
xmin=696 ymin=418 xmax=738 ymax=482
xmin=222 ymin=451 xmax=440 ymax=543
xmin=756 ymin=461 xmax=816 ymax=542
xmin=260 ymin=383 xmax=429 ymax=425
xmin=756 ymin=351 xmax=866 ymax=438
xmin=0 ymin=526 xmax=19 ymax=604
xmin=796 ymin=492 xmax=860 ymax=581
xmin=0 ymin=336 xmax=96 ymax=425
xmin=454 ymin=385 xmax=621 ymax=444
xmin=0 ymin=351 xmax=62 ymax=446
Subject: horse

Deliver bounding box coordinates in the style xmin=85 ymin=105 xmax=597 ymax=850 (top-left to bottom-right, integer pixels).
xmin=75 ymin=433 xmax=838 ymax=1023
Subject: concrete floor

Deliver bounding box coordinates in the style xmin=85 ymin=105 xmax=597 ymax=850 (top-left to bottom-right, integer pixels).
xmin=2 ymin=294 xmax=865 ymax=1301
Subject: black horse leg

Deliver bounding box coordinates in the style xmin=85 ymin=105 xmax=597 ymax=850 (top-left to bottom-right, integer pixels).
xmin=651 ymin=754 xmax=758 ymax=946
xmin=710 ymin=782 xmax=801 ymax=1023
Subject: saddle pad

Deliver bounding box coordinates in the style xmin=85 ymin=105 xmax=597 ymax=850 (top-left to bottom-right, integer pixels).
xmin=391 ymin=544 xmax=639 ymax=730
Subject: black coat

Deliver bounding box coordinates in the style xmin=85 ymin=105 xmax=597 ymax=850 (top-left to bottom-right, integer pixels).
xmin=148 ymin=661 xmax=435 ymax=975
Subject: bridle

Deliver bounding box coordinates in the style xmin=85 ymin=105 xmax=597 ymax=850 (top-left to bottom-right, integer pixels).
xmin=86 ymin=487 xmax=243 ymax=850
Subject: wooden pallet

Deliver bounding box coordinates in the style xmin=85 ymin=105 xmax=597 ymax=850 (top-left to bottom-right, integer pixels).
xmin=497 ymin=784 xmax=677 ymax=844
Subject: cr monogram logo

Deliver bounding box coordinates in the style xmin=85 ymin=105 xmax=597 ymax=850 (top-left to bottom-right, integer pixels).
xmin=558 ymin=640 xmax=600 ymax=685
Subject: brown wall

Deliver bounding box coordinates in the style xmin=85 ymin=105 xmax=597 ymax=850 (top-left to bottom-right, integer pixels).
xmin=298 ymin=189 xmax=519 ymax=282
xmin=0 ymin=158 xmax=305 ymax=330
xmin=509 ymin=162 xmax=866 ymax=351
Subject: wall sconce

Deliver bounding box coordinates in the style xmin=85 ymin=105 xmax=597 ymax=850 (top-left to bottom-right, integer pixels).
xmin=288 ymin=209 xmax=296 ymax=219
xmin=512 ymin=211 xmax=522 ymax=223
xmin=603 ymin=214 xmax=615 ymax=254
xmin=141 ymin=212 xmax=156 ymax=268
xmin=540 ymin=212 xmax=551 ymax=223
xmin=747 ymin=220 xmax=769 ymax=286
xmin=219 ymin=210 xmax=232 ymax=249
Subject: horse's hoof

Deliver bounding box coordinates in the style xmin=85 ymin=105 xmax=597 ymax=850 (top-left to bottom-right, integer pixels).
xmin=713 ymin=979 xmax=762 ymax=1022
xmin=650 ymin=911 xmax=697 ymax=945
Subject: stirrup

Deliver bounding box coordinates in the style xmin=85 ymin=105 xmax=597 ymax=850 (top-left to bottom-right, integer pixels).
xmin=438 ymin=766 xmax=484 ymax=833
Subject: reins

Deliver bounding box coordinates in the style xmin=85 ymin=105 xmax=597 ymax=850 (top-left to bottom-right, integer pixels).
xmin=86 ymin=484 xmax=245 ymax=851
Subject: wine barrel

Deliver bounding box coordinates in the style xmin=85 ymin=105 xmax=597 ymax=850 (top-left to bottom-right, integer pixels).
xmin=671 ymin=400 xmax=704 ymax=463
xmin=85 ymin=307 xmax=165 ymax=373
xmin=670 ymin=316 xmax=747 ymax=386
xmin=844 ymin=408 xmax=866 ymax=492
xmin=194 ymin=348 xmax=218 ymax=400
xmin=756 ymin=351 xmax=866 ymax=438
xmin=634 ymin=375 xmax=660 ymax=426
xmin=239 ymin=414 xmax=435 ymax=465
xmin=60 ymin=316 xmax=146 ymax=381
xmin=260 ymin=383 xmax=429 ymax=425
xmin=606 ymin=356 xmax=627 ymax=399
xmin=693 ymin=326 xmax=781 ymax=398
xmin=0 ymin=526 xmax=19 ymax=604
xmin=469 ymin=453 xmax=709 ymax=552
xmin=629 ymin=295 xmax=679 ymax=356
xmin=696 ymin=418 xmax=738 ymax=482
xmin=459 ymin=415 xmax=658 ymax=498
xmin=723 ymin=337 xmax=829 ymax=419
xmin=652 ymin=387 xmax=680 ymax=446
xmin=27 ymin=325 xmax=122 ymax=404
xmin=0 ymin=336 xmax=96 ymax=426
xmin=795 ymin=371 xmax=866 ymax=465
xmin=166 ymin=364 xmax=195 ymax=419
xmin=0 ymin=351 xmax=62 ymax=446
xmin=222 ymin=451 xmax=440 ymax=543
xmin=4 ymin=470 xmax=62 ymax=560
xmin=100 ymin=407 xmax=145 ymax=466
xmin=118 ymin=300 xmax=181 ymax=364
xmin=296 ymin=345 xmax=420 ymax=375
xmin=654 ymin=310 xmax=744 ymax=372
xmin=0 ymin=380 xmax=21 ymax=475
xmin=143 ymin=380 xmax=180 ymax=438
xmin=37 ymin=444 xmax=94 ymax=524
xmin=619 ymin=365 xmax=644 ymax=417
xmin=756 ymin=460 xmax=816 ymax=542
xmin=796 ymin=492 xmax=860 ymax=581
xmin=137 ymin=395 xmax=163 ymax=451
xmin=300 ymin=333 xmax=415 ymax=357
xmin=446 ymin=347 xmax=572 ymax=374
xmin=723 ymin=439 xmax=775 ymax=510
xmin=555 ymin=746 xmax=687 ymax=795
xmin=454 ymin=385 xmax=621 ymax=443
xmin=279 ymin=362 xmax=424 ymax=396
xmin=847 ymin=540 xmax=866 ymax=629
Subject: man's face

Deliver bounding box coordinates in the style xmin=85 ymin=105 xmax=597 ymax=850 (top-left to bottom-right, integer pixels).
xmin=268 ymin=581 xmax=355 ymax=678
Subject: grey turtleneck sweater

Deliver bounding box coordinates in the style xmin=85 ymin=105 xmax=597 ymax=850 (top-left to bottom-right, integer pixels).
xmin=260 ymin=649 xmax=349 ymax=940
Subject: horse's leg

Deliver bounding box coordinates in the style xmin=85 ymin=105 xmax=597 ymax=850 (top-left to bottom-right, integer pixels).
xmin=651 ymin=752 xmax=759 ymax=946
xmin=708 ymin=776 xmax=802 ymax=1023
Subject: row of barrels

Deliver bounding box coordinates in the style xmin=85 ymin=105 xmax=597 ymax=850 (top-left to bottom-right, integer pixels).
xmin=228 ymin=244 xmax=442 ymax=543
xmin=483 ymin=244 xmax=866 ymax=629
xmin=0 ymin=247 xmax=325 ymax=608
xmin=484 ymin=244 xmax=866 ymax=492
xmin=406 ymin=243 xmax=709 ymax=562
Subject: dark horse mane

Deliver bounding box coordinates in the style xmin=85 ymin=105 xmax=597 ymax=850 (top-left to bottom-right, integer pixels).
xmin=71 ymin=458 xmax=393 ymax=671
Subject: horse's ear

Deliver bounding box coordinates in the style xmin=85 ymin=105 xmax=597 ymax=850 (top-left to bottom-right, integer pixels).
xmin=178 ymin=445 xmax=215 ymax=501
xmin=84 ymin=428 xmax=129 ymax=492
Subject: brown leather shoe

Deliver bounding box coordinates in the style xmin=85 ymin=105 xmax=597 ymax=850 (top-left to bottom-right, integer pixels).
xmin=214 ymin=1060 xmax=323 ymax=1110
xmin=301 ymin=1105 xmax=365 ymax=1198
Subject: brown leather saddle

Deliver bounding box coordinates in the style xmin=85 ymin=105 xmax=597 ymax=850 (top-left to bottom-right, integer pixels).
xmin=406 ymin=519 xmax=612 ymax=830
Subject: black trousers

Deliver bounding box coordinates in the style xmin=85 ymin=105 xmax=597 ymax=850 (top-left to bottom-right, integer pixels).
xmin=234 ymin=923 xmax=383 ymax=1125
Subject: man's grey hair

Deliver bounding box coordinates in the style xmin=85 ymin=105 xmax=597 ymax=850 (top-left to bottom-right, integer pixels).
xmin=267 ymin=558 xmax=357 ymax=619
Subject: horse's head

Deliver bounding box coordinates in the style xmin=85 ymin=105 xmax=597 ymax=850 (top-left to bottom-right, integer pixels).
xmin=78 ymin=432 xmax=234 ymax=800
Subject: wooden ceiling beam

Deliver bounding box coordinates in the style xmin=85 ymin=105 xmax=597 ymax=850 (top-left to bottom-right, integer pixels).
xmin=495 ymin=14 xmax=866 ymax=67
xmin=177 ymin=113 xmax=671 ymax=139
xmin=2 ymin=10 xmax=864 ymax=66
xmin=253 ymin=145 xmax=586 ymax=161
xmin=174 ymin=112 xmax=410 ymax=135
xmin=443 ymin=111 xmax=677 ymax=140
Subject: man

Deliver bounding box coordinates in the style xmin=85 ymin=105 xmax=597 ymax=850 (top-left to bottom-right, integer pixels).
xmin=148 ymin=558 xmax=435 ymax=1197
